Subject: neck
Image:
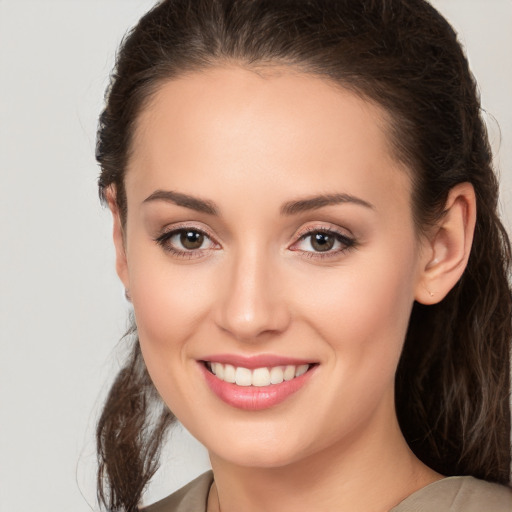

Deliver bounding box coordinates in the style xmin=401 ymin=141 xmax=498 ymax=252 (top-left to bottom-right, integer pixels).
xmin=208 ymin=399 xmax=441 ymax=512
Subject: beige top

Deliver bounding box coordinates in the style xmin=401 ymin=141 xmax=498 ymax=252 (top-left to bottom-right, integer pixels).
xmin=143 ymin=471 xmax=512 ymax=512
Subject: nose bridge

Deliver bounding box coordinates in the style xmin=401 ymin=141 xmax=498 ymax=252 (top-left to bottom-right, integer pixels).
xmin=215 ymin=242 xmax=289 ymax=341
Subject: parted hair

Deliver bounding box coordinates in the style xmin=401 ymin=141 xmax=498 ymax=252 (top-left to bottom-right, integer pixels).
xmin=95 ymin=1 xmax=512 ymax=510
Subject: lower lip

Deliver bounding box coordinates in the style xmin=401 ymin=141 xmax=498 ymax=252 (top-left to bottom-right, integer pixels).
xmin=200 ymin=363 xmax=316 ymax=411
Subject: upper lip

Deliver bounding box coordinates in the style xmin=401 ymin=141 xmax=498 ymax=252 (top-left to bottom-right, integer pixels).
xmin=200 ymin=353 xmax=316 ymax=369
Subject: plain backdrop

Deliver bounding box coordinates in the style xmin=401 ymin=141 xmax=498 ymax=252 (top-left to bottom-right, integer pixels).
xmin=0 ymin=1 xmax=511 ymax=511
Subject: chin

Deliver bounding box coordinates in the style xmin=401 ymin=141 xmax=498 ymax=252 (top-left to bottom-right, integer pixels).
xmin=202 ymin=425 xmax=317 ymax=469
xmin=214 ymin=445 xmax=304 ymax=469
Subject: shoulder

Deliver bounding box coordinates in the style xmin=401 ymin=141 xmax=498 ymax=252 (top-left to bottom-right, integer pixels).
xmin=142 ymin=471 xmax=214 ymax=512
xmin=391 ymin=476 xmax=512 ymax=512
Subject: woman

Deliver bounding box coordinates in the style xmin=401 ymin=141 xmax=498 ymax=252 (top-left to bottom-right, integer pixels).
xmin=95 ymin=0 xmax=512 ymax=511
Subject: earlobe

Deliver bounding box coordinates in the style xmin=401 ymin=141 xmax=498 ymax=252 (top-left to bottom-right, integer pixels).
xmin=106 ymin=186 xmax=130 ymax=290
xmin=415 ymin=182 xmax=476 ymax=305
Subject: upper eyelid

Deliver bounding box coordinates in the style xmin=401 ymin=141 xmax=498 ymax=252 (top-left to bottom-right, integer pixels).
xmin=293 ymin=223 xmax=354 ymax=240
xmin=154 ymin=226 xmax=221 ymax=255
xmin=289 ymin=225 xmax=357 ymax=254
xmin=154 ymin=223 xmax=354 ymax=247
xmin=156 ymin=223 xmax=218 ymax=241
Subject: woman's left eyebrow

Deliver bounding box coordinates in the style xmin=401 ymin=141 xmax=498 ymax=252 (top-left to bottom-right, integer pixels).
xmin=280 ymin=193 xmax=375 ymax=215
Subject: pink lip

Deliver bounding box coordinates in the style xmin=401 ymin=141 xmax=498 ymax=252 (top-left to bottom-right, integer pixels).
xmin=201 ymin=353 xmax=315 ymax=369
xmin=198 ymin=359 xmax=317 ymax=411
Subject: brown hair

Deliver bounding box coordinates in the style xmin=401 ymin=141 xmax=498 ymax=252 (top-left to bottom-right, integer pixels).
xmin=96 ymin=1 xmax=512 ymax=510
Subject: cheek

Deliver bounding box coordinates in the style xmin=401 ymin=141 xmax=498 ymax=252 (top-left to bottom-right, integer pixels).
xmin=128 ymin=258 xmax=219 ymax=415
xmin=127 ymin=248 xmax=216 ymax=358
xmin=300 ymin=247 xmax=417 ymax=377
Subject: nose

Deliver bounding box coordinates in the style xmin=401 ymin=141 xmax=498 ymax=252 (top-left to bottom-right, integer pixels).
xmin=214 ymin=248 xmax=291 ymax=342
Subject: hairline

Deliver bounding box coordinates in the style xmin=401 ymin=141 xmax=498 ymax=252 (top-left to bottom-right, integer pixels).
xmin=115 ymin=58 xmax=418 ymax=231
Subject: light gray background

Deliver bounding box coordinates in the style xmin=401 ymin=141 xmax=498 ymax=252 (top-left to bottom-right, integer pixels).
xmin=0 ymin=1 xmax=510 ymax=511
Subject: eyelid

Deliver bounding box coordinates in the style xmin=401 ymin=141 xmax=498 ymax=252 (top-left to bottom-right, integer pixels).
xmin=153 ymin=222 xmax=356 ymax=259
xmin=155 ymin=222 xmax=219 ymax=242
xmin=293 ymin=223 xmax=354 ymax=241
xmin=153 ymin=222 xmax=221 ymax=256
xmin=289 ymin=223 xmax=357 ymax=257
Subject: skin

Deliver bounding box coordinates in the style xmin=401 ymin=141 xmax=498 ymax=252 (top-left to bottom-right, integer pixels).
xmin=109 ymin=65 xmax=476 ymax=512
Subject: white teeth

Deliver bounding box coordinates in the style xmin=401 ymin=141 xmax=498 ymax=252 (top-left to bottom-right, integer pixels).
xmin=207 ymin=362 xmax=311 ymax=386
xmin=235 ymin=367 xmax=253 ymax=386
xmin=252 ymin=367 xmax=271 ymax=387
xmin=270 ymin=366 xmax=285 ymax=384
xmin=224 ymin=364 xmax=236 ymax=383
xmin=295 ymin=364 xmax=309 ymax=377
xmin=283 ymin=365 xmax=296 ymax=381
xmin=215 ymin=363 xmax=225 ymax=380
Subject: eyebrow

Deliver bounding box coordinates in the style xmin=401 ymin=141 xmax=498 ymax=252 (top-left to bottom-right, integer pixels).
xmin=280 ymin=193 xmax=374 ymax=215
xmin=142 ymin=190 xmax=374 ymax=216
xmin=143 ymin=189 xmax=218 ymax=215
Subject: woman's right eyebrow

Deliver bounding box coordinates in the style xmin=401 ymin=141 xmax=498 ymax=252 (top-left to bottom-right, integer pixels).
xmin=142 ymin=189 xmax=219 ymax=215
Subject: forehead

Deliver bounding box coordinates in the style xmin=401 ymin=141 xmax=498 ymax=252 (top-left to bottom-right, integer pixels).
xmin=126 ymin=65 xmax=410 ymax=212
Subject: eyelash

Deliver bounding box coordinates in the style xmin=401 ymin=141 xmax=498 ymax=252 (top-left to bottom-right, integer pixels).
xmin=291 ymin=226 xmax=357 ymax=259
xmin=154 ymin=225 xmax=357 ymax=260
xmin=154 ymin=224 xmax=218 ymax=259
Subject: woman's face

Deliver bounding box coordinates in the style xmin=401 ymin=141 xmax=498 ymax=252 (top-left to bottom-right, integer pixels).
xmin=116 ymin=66 xmax=430 ymax=468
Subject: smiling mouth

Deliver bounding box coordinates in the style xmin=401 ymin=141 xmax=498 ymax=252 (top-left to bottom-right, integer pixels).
xmin=204 ymin=361 xmax=314 ymax=387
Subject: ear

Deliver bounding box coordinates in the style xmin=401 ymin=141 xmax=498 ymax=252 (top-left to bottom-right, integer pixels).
xmin=106 ymin=186 xmax=130 ymax=290
xmin=415 ymin=182 xmax=476 ymax=305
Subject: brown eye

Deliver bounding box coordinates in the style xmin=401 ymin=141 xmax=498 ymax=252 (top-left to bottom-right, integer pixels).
xmin=290 ymin=228 xmax=356 ymax=257
xmin=310 ymin=232 xmax=335 ymax=252
xmin=180 ymin=230 xmax=204 ymax=250
xmin=155 ymin=227 xmax=218 ymax=256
